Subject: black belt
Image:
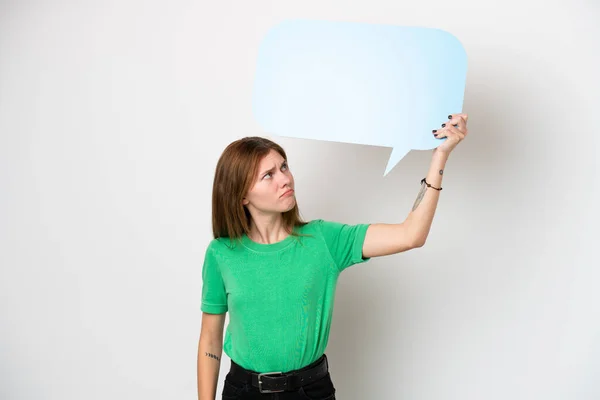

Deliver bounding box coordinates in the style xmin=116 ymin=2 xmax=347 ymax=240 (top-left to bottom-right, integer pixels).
xmin=228 ymin=354 xmax=329 ymax=394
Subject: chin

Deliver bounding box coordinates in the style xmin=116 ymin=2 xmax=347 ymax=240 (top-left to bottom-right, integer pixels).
xmin=282 ymin=200 xmax=296 ymax=212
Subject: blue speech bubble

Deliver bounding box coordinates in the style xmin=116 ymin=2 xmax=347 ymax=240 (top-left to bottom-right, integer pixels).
xmin=252 ymin=19 xmax=467 ymax=176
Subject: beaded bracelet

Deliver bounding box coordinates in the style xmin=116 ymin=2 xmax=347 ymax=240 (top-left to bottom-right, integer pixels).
xmin=421 ymin=177 xmax=442 ymax=191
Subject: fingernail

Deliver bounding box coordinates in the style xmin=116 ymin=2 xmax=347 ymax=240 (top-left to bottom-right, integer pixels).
xmin=441 ymin=123 xmax=446 ymax=127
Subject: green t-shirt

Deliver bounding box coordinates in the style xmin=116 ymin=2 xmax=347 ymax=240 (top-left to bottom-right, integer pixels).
xmin=201 ymin=219 xmax=371 ymax=373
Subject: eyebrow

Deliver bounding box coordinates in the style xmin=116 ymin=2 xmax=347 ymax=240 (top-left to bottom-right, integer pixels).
xmin=260 ymin=160 xmax=287 ymax=177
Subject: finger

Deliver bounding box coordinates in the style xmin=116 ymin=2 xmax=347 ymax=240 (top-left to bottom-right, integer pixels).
xmin=445 ymin=115 xmax=462 ymax=131
xmin=455 ymin=113 xmax=468 ymax=122
xmin=434 ymin=122 xmax=466 ymax=139
xmin=448 ymin=113 xmax=468 ymax=127
xmin=439 ymin=120 xmax=455 ymax=130
xmin=453 ymin=116 xmax=467 ymax=132
xmin=434 ymin=126 xmax=449 ymax=139
xmin=446 ymin=125 xmax=465 ymax=140
xmin=436 ymin=125 xmax=457 ymax=140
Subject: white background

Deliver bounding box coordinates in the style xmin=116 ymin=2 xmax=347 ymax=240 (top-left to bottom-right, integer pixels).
xmin=1 ymin=1 xmax=599 ymax=399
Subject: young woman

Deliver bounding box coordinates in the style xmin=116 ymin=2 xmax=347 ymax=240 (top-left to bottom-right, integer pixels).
xmin=197 ymin=114 xmax=469 ymax=399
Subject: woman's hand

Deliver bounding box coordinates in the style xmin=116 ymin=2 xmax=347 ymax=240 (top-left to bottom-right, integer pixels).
xmin=432 ymin=113 xmax=469 ymax=155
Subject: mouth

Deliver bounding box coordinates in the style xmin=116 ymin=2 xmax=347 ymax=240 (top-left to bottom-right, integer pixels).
xmin=281 ymin=189 xmax=294 ymax=198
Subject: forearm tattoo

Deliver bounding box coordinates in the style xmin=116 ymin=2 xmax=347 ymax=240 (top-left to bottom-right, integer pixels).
xmin=412 ymin=182 xmax=427 ymax=211
xmin=412 ymin=170 xmax=443 ymax=211
xmin=205 ymin=352 xmax=220 ymax=361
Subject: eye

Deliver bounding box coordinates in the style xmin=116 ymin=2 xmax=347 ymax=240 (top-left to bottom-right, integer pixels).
xmin=263 ymin=162 xmax=288 ymax=180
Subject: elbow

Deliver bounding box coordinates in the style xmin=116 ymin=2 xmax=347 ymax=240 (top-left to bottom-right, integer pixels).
xmin=412 ymin=236 xmax=427 ymax=248
xmin=405 ymin=221 xmax=427 ymax=249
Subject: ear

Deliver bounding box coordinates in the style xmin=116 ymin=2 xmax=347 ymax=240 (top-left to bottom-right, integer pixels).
xmin=242 ymin=198 xmax=249 ymax=206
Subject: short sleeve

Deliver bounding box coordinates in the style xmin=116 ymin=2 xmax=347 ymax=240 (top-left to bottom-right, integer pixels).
xmin=200 ymin=241 xmax=228 ymax=314
xmin=316 ymin=219 xmax=371 ymax=272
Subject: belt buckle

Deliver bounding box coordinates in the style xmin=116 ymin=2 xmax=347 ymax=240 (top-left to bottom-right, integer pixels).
xmin=258 ymin=371 xmax=285 ymax=393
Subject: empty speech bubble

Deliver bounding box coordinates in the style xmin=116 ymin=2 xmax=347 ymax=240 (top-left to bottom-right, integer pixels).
xmin=252 ymin=18 xmax=467 ymax=176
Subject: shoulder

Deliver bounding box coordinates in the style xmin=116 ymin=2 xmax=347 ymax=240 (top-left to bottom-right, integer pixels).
xmin=301 ymin=219 xmax=324 ymax=228
xmin=302 ymin=219 xmax=370 ymax=239
xmin=207 ymin=237 xmax=243 ymax=254
xmin=295 ymin=219 xmax=326 ymax=234
xmin=301 ymin=219 xmax=346 ymax=231
xmin=296 ymin=219 xmax=350 ymax=238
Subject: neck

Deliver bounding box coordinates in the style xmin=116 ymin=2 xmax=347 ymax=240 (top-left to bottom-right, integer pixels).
xmin=248 ymin=213 xmax=289 ymax=244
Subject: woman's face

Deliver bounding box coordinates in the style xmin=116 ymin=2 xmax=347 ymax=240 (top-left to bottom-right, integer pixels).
xmin=242 ymin=149 xmax=296 ymax=217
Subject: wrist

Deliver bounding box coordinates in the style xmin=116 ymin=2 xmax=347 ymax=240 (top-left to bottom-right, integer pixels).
xmin=432 ymin=148 xmax=449 ymax=164
xmin=433 ymin=148 xmax=450 ymax=160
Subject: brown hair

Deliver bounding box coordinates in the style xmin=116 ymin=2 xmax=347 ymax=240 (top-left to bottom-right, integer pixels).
xmin=211 ymin=136 xmax=309 ymax=243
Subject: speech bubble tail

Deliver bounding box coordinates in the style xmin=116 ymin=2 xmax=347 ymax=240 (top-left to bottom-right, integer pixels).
xmin=384 ymin=147 xmax=410 ymax=176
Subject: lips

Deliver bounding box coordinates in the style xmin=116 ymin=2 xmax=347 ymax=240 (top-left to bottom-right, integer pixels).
xmin=281 ymin=189 xmax=294 ymax=197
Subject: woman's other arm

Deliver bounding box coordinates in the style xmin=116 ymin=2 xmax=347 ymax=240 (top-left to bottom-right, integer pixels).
xmin=197 ymin=312 xmax=226 ymax=400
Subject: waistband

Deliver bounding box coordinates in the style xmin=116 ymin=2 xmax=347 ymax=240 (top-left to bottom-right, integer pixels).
xmin=228 ymin=354 xmax=329 ymax=393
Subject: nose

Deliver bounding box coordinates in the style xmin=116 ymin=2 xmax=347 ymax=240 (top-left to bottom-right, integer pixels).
xmin=278 ymin=172 xmax=292 ymax=187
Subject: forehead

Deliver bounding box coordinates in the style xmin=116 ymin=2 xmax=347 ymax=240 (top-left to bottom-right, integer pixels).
xmin=257 ymin=149 xmax=284 ymax=169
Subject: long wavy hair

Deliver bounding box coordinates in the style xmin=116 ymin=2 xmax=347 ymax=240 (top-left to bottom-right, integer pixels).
xmin=212 ymin=136 xmax=309 ymax=242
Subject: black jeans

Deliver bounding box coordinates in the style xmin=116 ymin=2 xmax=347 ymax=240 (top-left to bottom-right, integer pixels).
xmin=222 ymin=355 xmax=336 ymax=400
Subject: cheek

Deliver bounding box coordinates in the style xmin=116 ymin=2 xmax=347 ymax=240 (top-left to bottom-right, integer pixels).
xmin=251 ymin=186 xmax=276 ymax=204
